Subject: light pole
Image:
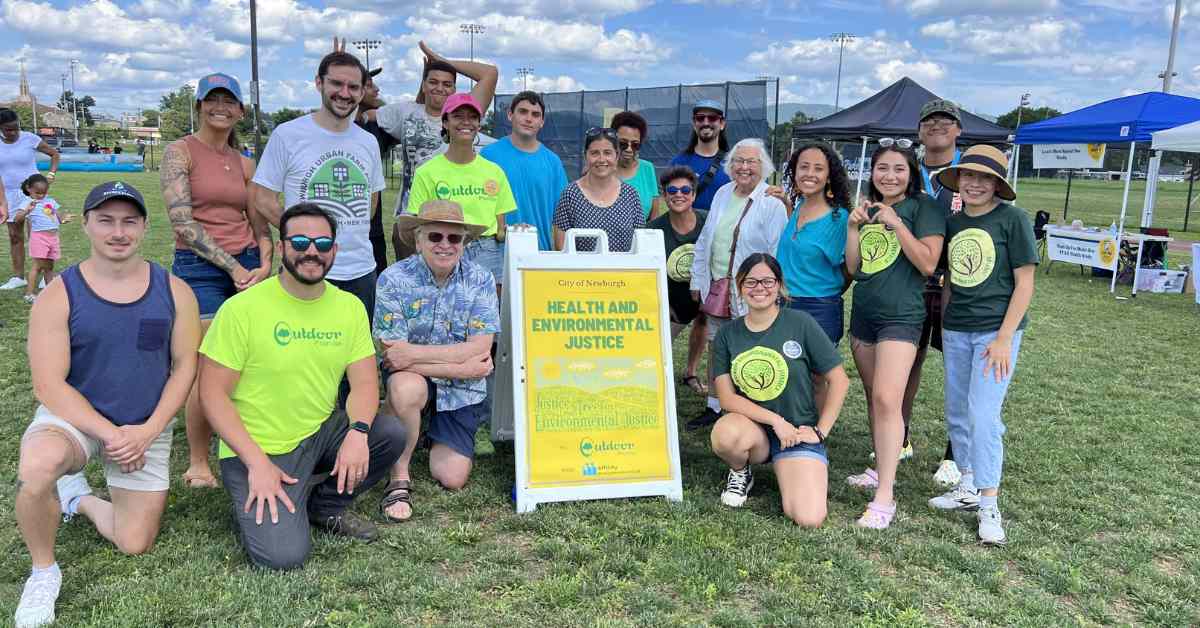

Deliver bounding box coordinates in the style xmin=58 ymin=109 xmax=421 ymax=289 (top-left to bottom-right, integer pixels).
xmin=517 ymin=67 xmax=533 ymax=91
xmin=460 ymin=24 xmax=485 ymax=61
xmin=69 ymin=59 xmax=79 ymax=142
xmin=249 ymin=0 xmax=262 ymax=161
xmin=831 ymin=33 xmax=855 ymax=111
xmin=1011 ymin=92 xmax=1031 ymax=194
xmin=353 ymin=39 xmax=381 ymax=70
xmin=1161 ymin=0 xmax=1182 ymax=93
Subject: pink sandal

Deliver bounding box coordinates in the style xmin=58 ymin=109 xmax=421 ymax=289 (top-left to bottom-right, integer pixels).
xmin=856 ymin=501 xmax=897 ymax=529
xmin=845 ymin=468 xmax=879 ymax=489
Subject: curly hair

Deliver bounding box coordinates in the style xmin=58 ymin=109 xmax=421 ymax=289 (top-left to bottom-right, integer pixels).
xmin=610 ymin=110 xmax=648 ymax=141
xmin=867 ymin=145 xmax=924 ymax=203
xmin=783 ymin=142 xmax=851 ymax=216
xmin=20 ymin=173 xmax=48 ymax=196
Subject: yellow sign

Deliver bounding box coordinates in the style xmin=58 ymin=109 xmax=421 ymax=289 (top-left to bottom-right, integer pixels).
xmin=1098 ymin=238 xmax=1117 ymax=266
xmin=1087 ymin=143 xmax=1106 ymax=161
xmin=522 ymin=269 xmax=672 ymax=487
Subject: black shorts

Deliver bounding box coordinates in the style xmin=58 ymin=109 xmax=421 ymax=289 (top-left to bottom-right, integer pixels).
xmin=849 ymin=317 xmax=922 ymax=346
xmin=668 ymin=292 xmax=701 ymax=326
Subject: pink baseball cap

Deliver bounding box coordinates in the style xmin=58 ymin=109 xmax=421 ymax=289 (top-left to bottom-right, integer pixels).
xmin=441 ymin=93 xmax=483 ymax=117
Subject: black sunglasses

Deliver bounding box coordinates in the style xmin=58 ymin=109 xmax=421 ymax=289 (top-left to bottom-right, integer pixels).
xmin=286 ymin=235 xmax=334 ymax=253
xmin=618 ymin=139 xmax=641 ymax=151
xmin=665 ymin=185 xmax=693 ymax=195
xmin=426 ymin=231 xmax=464 ymax=244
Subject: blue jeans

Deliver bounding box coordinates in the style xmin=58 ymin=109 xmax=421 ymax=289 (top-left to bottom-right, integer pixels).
xmin=465 ymin=237 xmax=504 ymax=285
xmin=788 ymin=296 xmax=843 ymax=344
xmin=172 ymin=247 xmax=261 ymax=319
xmin=942 ymin=329 xmax=1024 ymax=490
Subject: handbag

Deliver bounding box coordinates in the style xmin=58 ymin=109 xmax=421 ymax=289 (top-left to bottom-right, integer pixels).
xmin=701 ymin=197 xmax=755 ymax=318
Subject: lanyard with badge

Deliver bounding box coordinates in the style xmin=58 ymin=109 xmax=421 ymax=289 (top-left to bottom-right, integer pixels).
xmin=920 ymin=149 xmax=962 ymax=211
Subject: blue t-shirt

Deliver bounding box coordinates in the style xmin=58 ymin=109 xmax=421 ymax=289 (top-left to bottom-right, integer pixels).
xmin=776 ymin=206 xmax=849 ymax=298
xmin=670 ymin=151 xmax=730 ymax=211
xmin=480 ymin=137 xmax=568 ymax=251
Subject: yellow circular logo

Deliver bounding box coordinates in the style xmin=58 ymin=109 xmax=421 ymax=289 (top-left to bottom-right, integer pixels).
xmin=1098 ymin=238 xmax=1117 ymax=266
xmin=484 ymin=180 xmax=499 ymax=196
xmin=1087 ymin=143 xmax=1105 ymax=161
xmin=859 ymin=224 xmax=900 ymax=274
xmin=948 ymin=227 xmax=997 ymax=287
xmin=666 ymin=244 xmax=695 ymax=282
xmin=731 ymin=346 xmax=789 ymax=402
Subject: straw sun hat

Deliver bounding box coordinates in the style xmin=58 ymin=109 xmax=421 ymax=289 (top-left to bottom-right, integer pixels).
xmin=935 ymin=145 xmax=1016 ymax=201
xmin=396 ymin=199 xmax=488 ymax=245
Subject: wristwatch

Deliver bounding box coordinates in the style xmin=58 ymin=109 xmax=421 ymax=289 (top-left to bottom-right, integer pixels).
xmin=351 ymin=421 xmax=371 ymax=434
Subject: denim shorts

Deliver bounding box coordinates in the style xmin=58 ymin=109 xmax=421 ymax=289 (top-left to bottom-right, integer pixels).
xmin=385 ymin=374 xmax=485 ymax=459
xmin=788 ymin=295 xmax=844 ymax=345
xmin=849 ymin=317 xmax=922 ymax=346
xmin=172 ymin=247 xmax=261 ymax=319
xmin=761 ymin=424 xmax=828 ymax=464
xmin=465 ymin=237 xmax=504 ymax=285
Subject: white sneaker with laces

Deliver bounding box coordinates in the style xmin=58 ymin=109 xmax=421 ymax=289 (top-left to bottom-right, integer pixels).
xmin=56 ymin=472 xmax=92 ymax=521
xmin=928 ymin=480 xmax=980 ymax=511
xmin=0 ymin=276 xmax=28 ymax=290
xmin=933 ymin=459 xmax=962 ymax=487
xmin=14 ymin=568 xmax=61 ymax=628
xmin=977 ymin=504 xmax=1007 ymax=545
xmin=720 ymin=466 xmax=754 ymax=508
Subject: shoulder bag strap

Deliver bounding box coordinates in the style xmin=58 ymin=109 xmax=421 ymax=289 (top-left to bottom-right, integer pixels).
xmin=724 ymin=197 xmax=755 ymax=279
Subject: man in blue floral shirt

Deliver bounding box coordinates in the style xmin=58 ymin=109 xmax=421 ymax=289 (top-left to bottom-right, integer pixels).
xmin=373 ymin=200 xmax=498 ymax=521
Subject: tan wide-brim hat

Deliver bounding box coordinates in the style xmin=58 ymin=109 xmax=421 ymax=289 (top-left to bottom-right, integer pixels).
xmin=396 ymin=199 xmax=489 ymax=245
xmin=936 ymin=144 xmax=1016 ymax=202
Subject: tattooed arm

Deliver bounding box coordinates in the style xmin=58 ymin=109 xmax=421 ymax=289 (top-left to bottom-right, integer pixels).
xmin=241 ymin=155 xmax=273 ymax=289
xmin=160 ymin=140 xmax=250 ymax=283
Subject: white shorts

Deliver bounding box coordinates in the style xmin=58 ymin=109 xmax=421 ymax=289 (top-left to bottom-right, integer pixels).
xmin=22 ymin=405 xmax=174 ymax=492
xmin=5 ymin=188 xmax=28 ymax=223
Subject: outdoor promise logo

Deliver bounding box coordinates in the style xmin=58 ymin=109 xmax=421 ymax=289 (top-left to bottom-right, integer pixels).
xmin=274 ymin=321 xmax=293 ymax=346
xmin=273 ymin=321 xmax=344 ymax=347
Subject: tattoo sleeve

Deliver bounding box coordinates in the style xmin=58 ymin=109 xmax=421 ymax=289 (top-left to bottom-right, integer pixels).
xmin=161 ymin=142 xmax=241 ymax=275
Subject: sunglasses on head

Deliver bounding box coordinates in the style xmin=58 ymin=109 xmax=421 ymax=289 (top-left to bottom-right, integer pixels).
xmin=618 ymin=139 xmax=641 ymax=151
xmin=426 ymin=231 xmax=464 ymax=244
xmin=286 ymin=235 xmax=335 ymax=253
xmin=665 ymin=185 xmax=693 ymax=195
xmin=878 ymin=138 xmax=913 ymax=149
xmin=693 ymin=113 xmax=722 ymax=123
xmin=585 ymin=127 xmax=618 ymax=140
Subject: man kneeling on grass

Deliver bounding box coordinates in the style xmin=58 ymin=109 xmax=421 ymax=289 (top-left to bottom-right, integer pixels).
xmin=199 ymin=203 xmax=407 ymax=570
xmin=16 ymin=182 xmax=201 ymax=628
xmin=373 ymin=200 xmax=497 ymax=522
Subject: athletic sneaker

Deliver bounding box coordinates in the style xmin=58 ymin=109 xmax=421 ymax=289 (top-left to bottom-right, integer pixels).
xmin=977 ymin=504 xmax=1007 ymax=545
xmin=1 ymin=276 xmax=28 ymax=290
xmin=720 ymin=466 xmax=754 ymax=507
xmin=14 ymin=567 xmax=61 ymax=628
xmin=56 ymin=472 xmax=92 ymax=521
xmin=933 ymin=459 xmax=962 ymax=487
xmin=869 ymin=442 xmax=914 ymax=462
xmin=928 ymin=480 xmax=980 ymax=511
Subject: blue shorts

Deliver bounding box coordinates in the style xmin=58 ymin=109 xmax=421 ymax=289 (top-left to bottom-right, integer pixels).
xmin=172 ymin=247 xmax=261 ymax=319
xmin=788 ymin=295 xmax=844 ymax=345
xmin=393 ymin=374 xmax=486 ymax=460
xmin=761 ymin=424 xmax=828 ymax=464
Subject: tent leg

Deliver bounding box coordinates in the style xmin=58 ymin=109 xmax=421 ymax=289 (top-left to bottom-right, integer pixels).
xmin=1111 ymin=141 xmax=1137 ymax=294
xmin=1063 ymin=170 xmax=1073 ymax=220
xmin=854 ymin=137 xmax=868 ymax=205
xmin=1185 ymin=169 xmax=1194 ymax=232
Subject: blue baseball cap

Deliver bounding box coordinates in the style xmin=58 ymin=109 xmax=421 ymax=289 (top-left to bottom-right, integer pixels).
xmin=692 ymin=99 xmax=724 ymax=116
xmin=196 ymin=73 xmax=243 ymax=103
xmin=83 ymin=181 xmax=147 ymax=216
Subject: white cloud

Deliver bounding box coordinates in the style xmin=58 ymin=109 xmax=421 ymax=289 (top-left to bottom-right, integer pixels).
xmin=204 ymin=0 xmax=389 ymax=44
xmin=874 ymin=59 xmax=945 ymax=85
xmin=746 ymin=36 xmax=918 ymax=74
xmin=509 ymin=74 xmax=586 ymax=92
xmin=892 ymin=0 xmax=1057 ymax=16
xmin=920 ymin=16 xmax=1081 ymax=58
xmin=129 ymin=0 xmax=193 ymax=17
xmin=325 ymin=0 xmax=651 ymax=21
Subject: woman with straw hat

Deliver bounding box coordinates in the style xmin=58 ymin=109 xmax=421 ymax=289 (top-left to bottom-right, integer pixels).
xmin=927 ymin=144 xmax=1038 ymax=546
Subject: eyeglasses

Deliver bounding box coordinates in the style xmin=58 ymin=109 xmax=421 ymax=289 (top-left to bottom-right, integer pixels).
xmin=920 ymin=119 xmax=957 ymax=130
xmin=878 ymin=138 xmax=913 ymax=149
xmin=732 ymin=157 xmax=761 ymax=166
xmin=742 ymin=277 xmax=777 ymax=290
xmin=286 ymin=235 xmax=335 ymax=253
xmin=618 ymin=139 xmax=641 ymax=152
xmin=693 ymin=113 xmax=723 ymax=124
xmin=426 ymin=231 xmax=464 ymax=245
xmin=665 ymin=185 xmax=693 ymax=195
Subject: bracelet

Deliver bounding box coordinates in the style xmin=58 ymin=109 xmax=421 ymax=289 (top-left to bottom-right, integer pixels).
xmin=811 ymin=426 xmax=826 ymax=444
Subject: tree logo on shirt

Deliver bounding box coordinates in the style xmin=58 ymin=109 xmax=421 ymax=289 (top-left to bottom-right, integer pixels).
xmin=301 ymin=150 xmax=372 ymax=221
xmin=666 ymin=243 xmax=695 ymax=282
xmin=731 ymin=346 xmax=789 ymax=402
xmin=948 ymin=228 xmax=996 ymax=287
xmin=274 ymin=321 xmax=293 ymax=346
xmin=859 ymin=224 xmax=900 ymax=274
xmin=435 ymin=181 xmax=452 ymax=199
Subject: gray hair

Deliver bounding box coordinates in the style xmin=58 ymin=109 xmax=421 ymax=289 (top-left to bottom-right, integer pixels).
xmin=722 ymin=138 xmax=775 ymax=183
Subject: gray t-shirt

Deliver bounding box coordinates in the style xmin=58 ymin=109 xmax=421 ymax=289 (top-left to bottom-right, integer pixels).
xmin=375 ymin=101 xmax=446 ymax=217
xmin=252 ymin=114 xmax=385 ymax=281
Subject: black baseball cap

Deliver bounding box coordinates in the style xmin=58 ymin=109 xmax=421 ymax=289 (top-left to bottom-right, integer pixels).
xmin=83 ymin=181 xmax=148 ymax=216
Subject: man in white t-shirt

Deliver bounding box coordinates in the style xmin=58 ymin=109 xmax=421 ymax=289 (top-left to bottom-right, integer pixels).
xmin=369 ymin=41 xmax=498 ymax=261
xmin=250 ymin=51 xmax=386 ymax=321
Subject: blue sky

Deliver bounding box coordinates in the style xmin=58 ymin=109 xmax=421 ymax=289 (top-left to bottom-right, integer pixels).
xmin=1 ymin=0 xmax=1196 ymax=120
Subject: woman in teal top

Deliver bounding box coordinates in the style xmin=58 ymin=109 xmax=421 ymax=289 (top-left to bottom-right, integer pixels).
xmin=843 ymin=145 xmax=946 ymax=530
xmin=775 ymin=142 xmax=851 ymax=345
xmin=611 ymin=111 xmax=662 ymax=220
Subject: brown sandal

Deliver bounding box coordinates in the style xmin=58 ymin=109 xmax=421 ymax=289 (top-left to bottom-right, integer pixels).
xmin=681 ymin=374 xmax=708 ymax=395
xmin=379 ymin=479 xmax=413 ymax=523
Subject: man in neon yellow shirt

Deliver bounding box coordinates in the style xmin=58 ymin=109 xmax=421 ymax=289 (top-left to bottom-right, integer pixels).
xmin=199 ymin=203 xmax=406 ymax=570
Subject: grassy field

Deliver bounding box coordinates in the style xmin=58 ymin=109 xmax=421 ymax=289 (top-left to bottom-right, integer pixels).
xmin=1015 ymin=176 xmax=1199 ymax=241
xmin=1 ymin=172 xmax=1198 ymax=626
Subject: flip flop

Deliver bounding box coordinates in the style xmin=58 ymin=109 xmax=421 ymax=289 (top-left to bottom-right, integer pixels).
xmin=380 ymin=479 xmax=413 ymax=523
xmin=681 ymin=374 xmax=708 ymax=395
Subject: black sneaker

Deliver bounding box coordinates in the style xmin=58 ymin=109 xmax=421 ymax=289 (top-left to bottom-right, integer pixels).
xmin=685 ymin=408 xmax=721 ymax=431
xmin=720 ymin=466 xmax=754 ymax=507
xmin=311 ymin=512 xmax=379 ymax=542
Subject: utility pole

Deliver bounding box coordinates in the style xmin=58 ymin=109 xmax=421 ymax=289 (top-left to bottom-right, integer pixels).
xmin=353 ymin=39 xmax=381 ymax=70
xmin=517 ymin=67 xmax=533 ymax=91
xmin=69 ymin=59 xmax=79 ymax=142
xmin=250 ymin=0 xmax=263 ymax=161
xmin=830 ymin=33 xmax=855 ymax=111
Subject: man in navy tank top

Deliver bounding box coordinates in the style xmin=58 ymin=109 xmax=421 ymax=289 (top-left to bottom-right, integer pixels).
xmin=14 ymin=181 xmax=202 ymax=628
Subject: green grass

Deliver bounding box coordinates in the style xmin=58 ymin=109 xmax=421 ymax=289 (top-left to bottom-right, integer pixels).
xmin=1 ymin=172 xmax=1198 ymax=626
xmin=1016 ymin=176 xmax=1200 ymax=241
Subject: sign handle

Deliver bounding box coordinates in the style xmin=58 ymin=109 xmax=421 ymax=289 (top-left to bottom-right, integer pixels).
xmin=563 ymin=229 xmax=610 ymax=254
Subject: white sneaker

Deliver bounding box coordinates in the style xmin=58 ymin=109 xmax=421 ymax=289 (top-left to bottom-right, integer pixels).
xmin=0 ymin=276 xmax=28 ymax=290
xmin=928 ymin=480 xmax=980 ymax=511
xmin=14 ymin=567 xmax=61 ymax=628
xmin=933 ymin=459 xmax=962 ymax=487
xmin=977 ymin=504 xmax=1007 ymax=545
xmin=38 ymin=277 xmax=45 ymax=289
xmin=870 ymin=442 xmax=914 ymax=462
xmin=720 ymin=466 xmax=754 ymax=508
xmin=56 ymin=472 xmax=92 ymax=521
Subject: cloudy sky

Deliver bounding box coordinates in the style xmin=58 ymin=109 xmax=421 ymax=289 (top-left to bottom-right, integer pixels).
xmin=1 ymin=0 xmax=1196 ymax=120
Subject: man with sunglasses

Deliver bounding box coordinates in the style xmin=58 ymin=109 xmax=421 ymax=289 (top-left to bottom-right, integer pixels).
xmin=670 ymin=100 xmax=731 ymax=211
xmin=199 ymin=203 xmax=407 ymax=570
xmin=373 ymin=200 xmax=498 ymax=521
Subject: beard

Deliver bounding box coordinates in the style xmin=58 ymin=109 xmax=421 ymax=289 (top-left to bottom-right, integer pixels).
xmin=282 ymin=252 xmax=331 ymax=285
xmin=322 ymin=93 xmax=358 ymax=120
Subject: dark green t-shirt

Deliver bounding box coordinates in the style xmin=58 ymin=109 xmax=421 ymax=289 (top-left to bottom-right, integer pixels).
xmin=850 ymin=195 xmax=946 ymax=326
xmin=944 ymin=203 xmax=1039 ymax=332
xmin=712 ymin=308 xmax=842 ymax=428
xmin=649 ymin=210 xmax=707 ymax=321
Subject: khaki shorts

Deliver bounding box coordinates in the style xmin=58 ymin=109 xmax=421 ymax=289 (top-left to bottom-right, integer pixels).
xmin=22 ymin=405 xmax=174 ymax=492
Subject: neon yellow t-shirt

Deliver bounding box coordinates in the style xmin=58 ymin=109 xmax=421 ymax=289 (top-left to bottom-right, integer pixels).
xmin=199 ymin=277 xmax=376 ymax=458
xmin=406 ymin=154 xmax=517 ymax=236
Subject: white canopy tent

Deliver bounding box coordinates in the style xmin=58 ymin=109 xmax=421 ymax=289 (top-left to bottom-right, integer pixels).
xmin=1152 ymin=119 xmax=1200 ymax=152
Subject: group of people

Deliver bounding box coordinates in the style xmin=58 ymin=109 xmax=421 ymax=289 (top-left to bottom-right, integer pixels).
xmin=11 ymin=43 xmax=1037 ymax=628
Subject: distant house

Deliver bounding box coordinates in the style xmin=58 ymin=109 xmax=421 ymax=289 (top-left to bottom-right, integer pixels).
xmin=1 ymin=62 xmax=75 ymax=137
